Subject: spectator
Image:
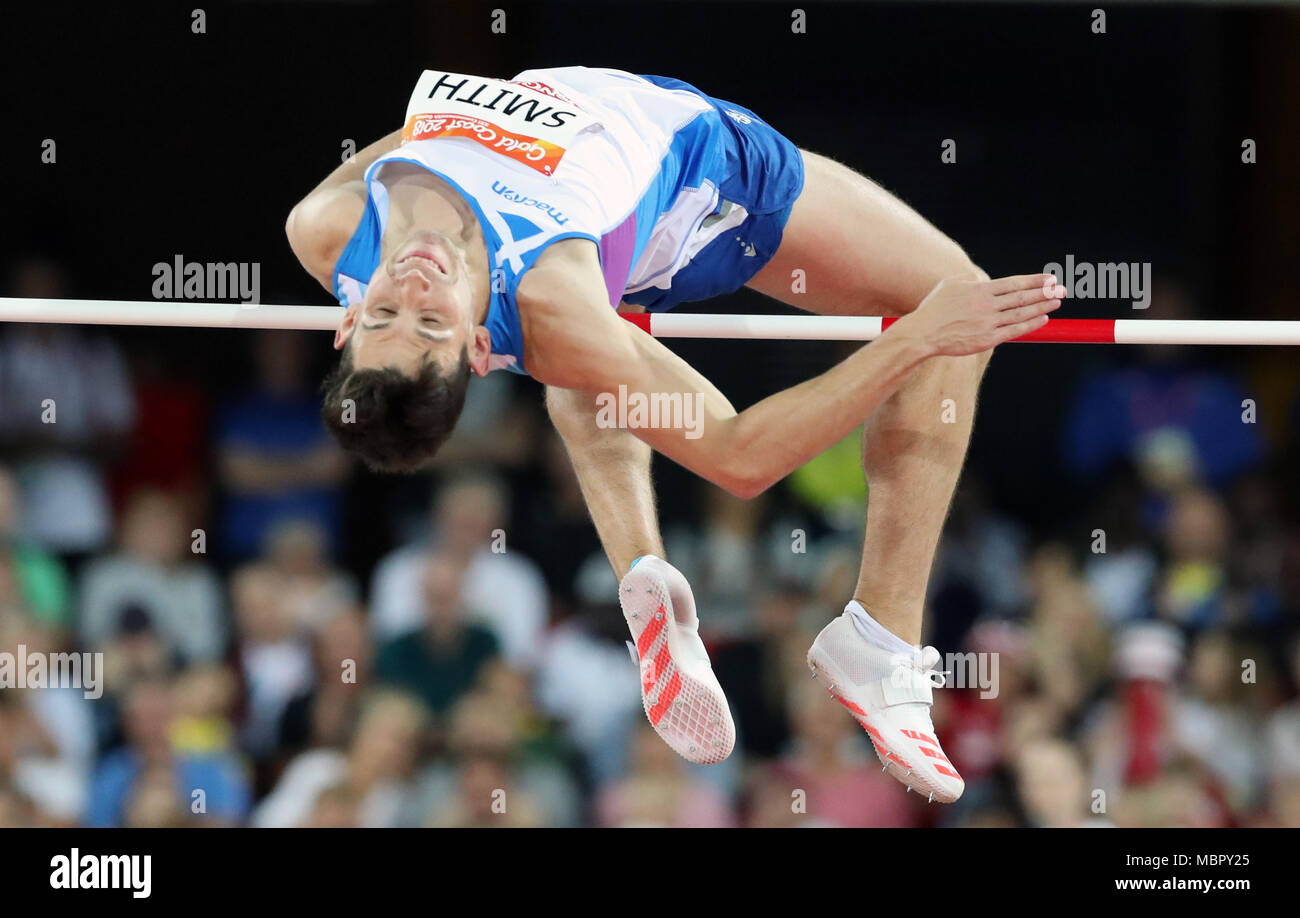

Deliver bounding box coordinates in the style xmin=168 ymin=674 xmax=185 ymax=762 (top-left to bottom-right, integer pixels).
xmin=1257 ymin=774 xmax=1300 ymax=828
xmin=215 ymin=330 xmax=347 ymax=563
xmin=420 ymin=684 xmax=578 ymax=827
xmin=232 ymin=565 xmax=314 ymax=761
xmin=1174 ymin=630 xmax=1262 ymax=808
xmin=1062 ymin=279 xmax=1264 ymax=491
xmin=1082 ymin=467 xmax=1159 ymax=623
xmin=1155 ymin=489 xmax=1231 ymax=629
xmin=1013 ymin=738 xmax=1108 ymax=827
xmin=663 ymin=484 xmax=774 ymax=638
xmin=374 ymin=556 xmax=500 ymax=715
xmin=0 ymin=621 xmax=95 ymax=824
xmin=928 ymin=484 xmax=1031 ymax=648
xmin=121 ymin=765 xmax=193 ymax=828
xmin=1025 ymin=544 xmax=1111 ymax=719
xmin=1111 ymin=757 xmax=1231 ymax=828
xmin=533 ymin=573 xmax=643 ymax=785
xmin=0 ymin=259 xmax=135 ymax=560
xmin=762 ymin=680 xmax=917 ymax=828
xmin=253 ymin=690 xmax=427 ymax=828
xmin=86 ymin=675 xmax=250 ymax=826
xmin=370 ymin=474 xmax=545 ymax=668
xmin=0 ymin=696 xmax=41 ymax=827
xmin=107 ymin=347 xmax=209 ymax=508
xmin=942 ymin=619 xmax=1034 ymax=785
xmin=595 ymin=725 xmax=737 ymax=828
xmin=79 ymin=488 xmax=226 ymax=664
xmin=1265 ymin=638 xmax=1300 ymax=780
xmin=90 ymin=609 xmax=175 ymax=755
xmin=300 ymin=782 xmax=362 ymax=828
xmin=278 ymin=605 xmax=372 ymax=759
xmin=170 ymin=663 xmax=241 ymax=757
xmin=0 ymin=464 xmax=71 ymax=632
xmin=258 ymin=518 xmax=358 ymax=631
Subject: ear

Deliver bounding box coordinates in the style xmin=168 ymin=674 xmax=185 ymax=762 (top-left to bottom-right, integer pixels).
xmin=467 ymin=325 xmax=493 ymax=377
xmin=334 ymin=304 xmax=359 ymax=351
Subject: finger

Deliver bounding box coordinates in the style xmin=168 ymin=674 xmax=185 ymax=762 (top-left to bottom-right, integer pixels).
xmin=996 ymin=299 xmax=1063 ymax=326
xmin=993 ymin=284 xmax=1066 ymax=311
xmin=995 ymin=313 xmax=1051 ymax=342
xmin=987 ymin=273 xmax=1059 ymax=296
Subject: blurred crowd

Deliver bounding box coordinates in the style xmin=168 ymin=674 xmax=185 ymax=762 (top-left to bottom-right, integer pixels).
xmin=2 ymin=257 xmax=1300 ymax=828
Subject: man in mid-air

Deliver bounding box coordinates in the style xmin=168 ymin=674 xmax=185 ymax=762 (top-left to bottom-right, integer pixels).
xmin=286 ymin=66 xmax=1064 ymax=803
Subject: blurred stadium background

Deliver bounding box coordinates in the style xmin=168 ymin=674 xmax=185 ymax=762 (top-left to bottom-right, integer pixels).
xmin=2 ymin=1 xmax=1299 ymax=827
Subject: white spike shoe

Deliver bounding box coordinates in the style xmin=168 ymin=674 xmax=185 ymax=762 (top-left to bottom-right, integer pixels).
xmin=618 ymin=556 xmax=736 ymax=765
xmin=807 ymin=613 xmax=964 ymax=803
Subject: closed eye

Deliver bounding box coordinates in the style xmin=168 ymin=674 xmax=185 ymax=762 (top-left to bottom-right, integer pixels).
xmin=416 ymin=325 xmax=453 ymax=341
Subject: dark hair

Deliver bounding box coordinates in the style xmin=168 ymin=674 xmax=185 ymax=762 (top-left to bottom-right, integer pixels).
xmin=320 ymin=343 xmax=470 ymax=473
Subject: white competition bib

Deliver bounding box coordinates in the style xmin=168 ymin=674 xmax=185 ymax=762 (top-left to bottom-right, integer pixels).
xmin=401 ymin=70 xmax=600 ymax=176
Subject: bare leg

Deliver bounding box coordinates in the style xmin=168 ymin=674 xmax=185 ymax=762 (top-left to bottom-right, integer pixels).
xmin=545 ymin=384 xmax=663 ymax=578
xmin=748 ymin=150 xmax=992 ymax=643
xmin=852 ymin=351 xmax=989 ymax=643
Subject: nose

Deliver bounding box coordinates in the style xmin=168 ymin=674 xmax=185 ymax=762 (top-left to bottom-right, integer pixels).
xmin=395 ymin=262 xmax=435 ymax=287
xmin=392 ymin=268 xmax=437 ymax=307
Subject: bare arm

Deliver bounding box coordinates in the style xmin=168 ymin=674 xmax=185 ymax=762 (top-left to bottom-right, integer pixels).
xmin=522 ymin=245 xmax=1062 ymax=498
xmin=284 ymin=129 xmax=405 ymax=291
xmin=606 ymin=316 xmax=935 ymax=498
xmin=546 ymin=385 xmax=664 ymax=575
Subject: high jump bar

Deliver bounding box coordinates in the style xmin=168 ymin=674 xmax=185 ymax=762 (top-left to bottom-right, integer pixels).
xmin=1 ymin=297 xmax=1298 ymax=345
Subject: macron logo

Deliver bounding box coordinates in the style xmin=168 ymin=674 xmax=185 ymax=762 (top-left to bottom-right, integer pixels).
xmin=490 ymin=181 xmax=569 ymax=225
xmin=50 ymin=849 xmax=151 ymax=899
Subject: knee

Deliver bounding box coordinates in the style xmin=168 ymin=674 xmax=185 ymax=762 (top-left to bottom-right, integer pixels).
xmin=895 ymin=257 xmax=989 ymax=317
xmin=546 ymin=386 xmax=651 ymax=457
xmin=946 ymin=253 xmax=989 ymax=285
xmin=545 ymin=386 xmax=595 ymax=441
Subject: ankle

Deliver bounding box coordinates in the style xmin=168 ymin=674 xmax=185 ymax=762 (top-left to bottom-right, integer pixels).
xmin=845 ymin=600 xmax=918 ymax=655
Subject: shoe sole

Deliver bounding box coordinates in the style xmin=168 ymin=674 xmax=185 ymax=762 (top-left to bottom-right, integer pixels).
xmin=619 ymin=566 xmax=736 ymax=765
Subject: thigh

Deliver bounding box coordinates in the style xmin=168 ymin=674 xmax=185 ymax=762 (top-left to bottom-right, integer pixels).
xmin=748 ymin=150 xmax=982 ymax=316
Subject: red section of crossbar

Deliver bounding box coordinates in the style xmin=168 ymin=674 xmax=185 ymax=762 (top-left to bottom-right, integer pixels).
xmin=621 ymin=312 xmax=653 ymax=333
xmin=881 ymin=316 xmax=1117 ymax=343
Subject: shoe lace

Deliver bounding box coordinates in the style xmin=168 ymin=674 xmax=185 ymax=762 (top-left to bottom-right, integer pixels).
xmin=913 ymin=645 xmax=949 ymax=689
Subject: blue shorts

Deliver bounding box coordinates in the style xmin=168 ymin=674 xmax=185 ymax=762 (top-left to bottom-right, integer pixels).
xmin=621 ymin=75 xmax=806 ymax=312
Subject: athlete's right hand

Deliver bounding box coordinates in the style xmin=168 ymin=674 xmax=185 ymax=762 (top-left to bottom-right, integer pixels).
xmin=896 ymin=273 xmax=1066 ymax=357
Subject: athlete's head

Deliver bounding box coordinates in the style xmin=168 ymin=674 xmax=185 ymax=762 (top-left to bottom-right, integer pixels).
xmin=321 ymin=228 xmax=492 ymax=473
